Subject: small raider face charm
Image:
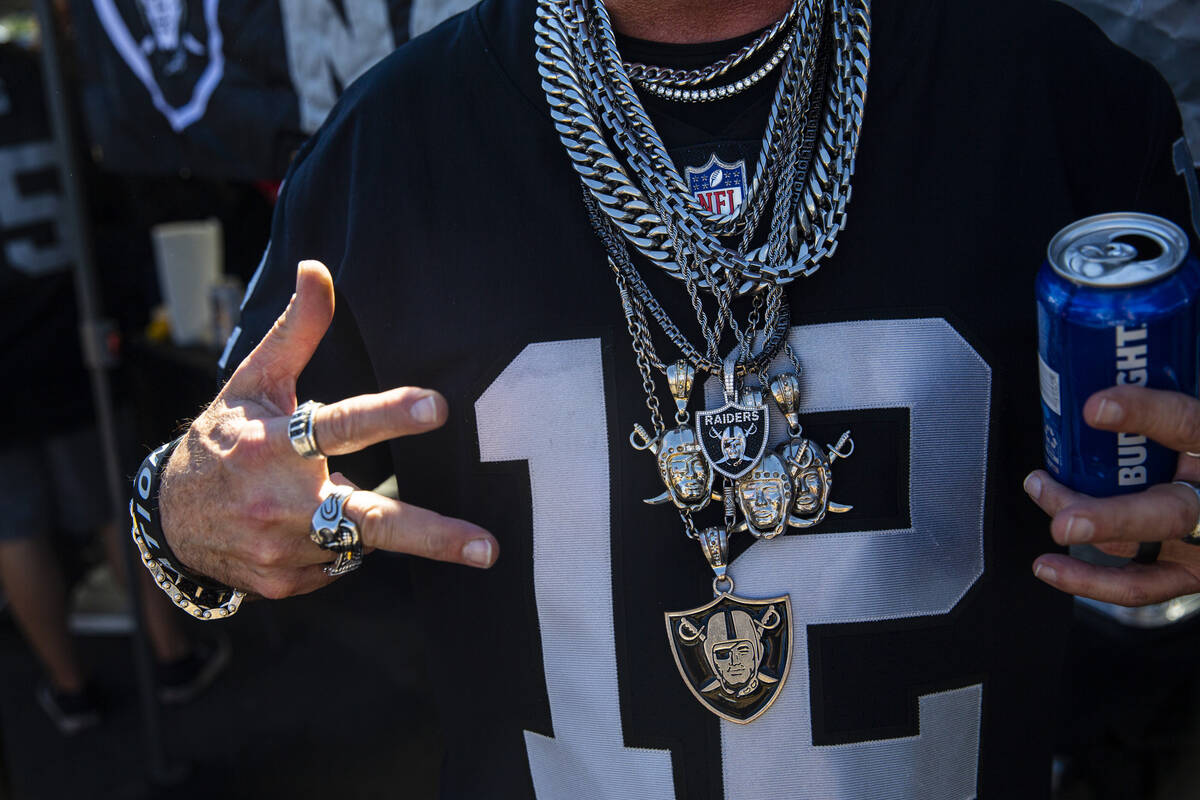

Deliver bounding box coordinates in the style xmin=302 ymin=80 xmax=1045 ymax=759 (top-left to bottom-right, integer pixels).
xmin=643 ymin=425 xmax=716 ymax=512
xmin=665 ymin=592 xmax=792 ymax=724
xmin=734 ymin=452 xmax=793 ymax=539
xmin=778 ymin=434 xmax=854 ymax=529
xmin=637 ymin=361 xmax=716 ymax=512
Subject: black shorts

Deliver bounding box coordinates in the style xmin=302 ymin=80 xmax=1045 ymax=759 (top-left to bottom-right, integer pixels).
xmin=0 ymin=426 xmax=111 ymax=541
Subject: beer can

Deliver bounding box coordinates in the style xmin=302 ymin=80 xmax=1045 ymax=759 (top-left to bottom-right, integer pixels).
xmin=1037 ymin=212 xmax=1200 ymax=496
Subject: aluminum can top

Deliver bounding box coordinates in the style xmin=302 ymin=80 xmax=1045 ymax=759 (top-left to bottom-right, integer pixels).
xmin=1047 ymin=212 xmax=1190 ymax=288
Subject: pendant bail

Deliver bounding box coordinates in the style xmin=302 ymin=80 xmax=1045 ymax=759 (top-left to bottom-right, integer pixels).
xmin=740 ymin=384 xmax=765 ymax=408
xmin=723 ymin=347 xmax=741 ymax=403
xmin=769 ymin=372 xmax=803 ymax=435
xmin=722 ymin=483 xmax=737 ymax=530
xmin=666 ymin=360 xmax=696 ymax=420
xmin=697 ymin=526 xmax=730 ymax=581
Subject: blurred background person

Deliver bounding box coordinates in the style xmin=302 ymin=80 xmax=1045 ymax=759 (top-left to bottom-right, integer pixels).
xmin=0 ymin=35 xmax=227 ymax=737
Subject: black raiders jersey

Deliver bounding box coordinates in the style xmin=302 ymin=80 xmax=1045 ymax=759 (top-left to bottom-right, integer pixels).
xmin=220 ymin=0 xmax=1194 ymax=796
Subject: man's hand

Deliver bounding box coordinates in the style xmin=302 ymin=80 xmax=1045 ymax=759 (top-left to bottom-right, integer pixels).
xmin=1026 ymin=385 xmax=1200 ymax=606
xmin=158 ymin=260 xmax=497 ymax=599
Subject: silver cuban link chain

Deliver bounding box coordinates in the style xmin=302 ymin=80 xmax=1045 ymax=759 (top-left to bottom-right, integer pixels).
xmin=633 ymin=20 xmax=799 ymax=104
xmin=574 ymin=0 xmax=822 ymax=241
xmin=586 ymin=189 xmax=791 ymax=379
xmin=534 ymin=0 xmax=870 ymax=292
xmin=624 ymin=0 xmax=801 ymax=89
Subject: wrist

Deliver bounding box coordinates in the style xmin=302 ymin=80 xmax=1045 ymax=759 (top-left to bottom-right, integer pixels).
xmin=130 ymin=436 xmax=245 ymax=620
xmin=157 ymin=436 xmax=193 ymax=567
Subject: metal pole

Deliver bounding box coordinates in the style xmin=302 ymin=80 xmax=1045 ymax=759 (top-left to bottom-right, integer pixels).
xmin=30 ymin=0 xmax=178 ymax=784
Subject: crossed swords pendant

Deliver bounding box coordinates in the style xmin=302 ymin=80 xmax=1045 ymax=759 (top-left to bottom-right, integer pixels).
xmin=633 ymin=352 xmax=854 ymax=723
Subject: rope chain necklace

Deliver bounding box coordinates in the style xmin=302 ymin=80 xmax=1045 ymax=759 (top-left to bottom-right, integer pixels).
xmin=536 ymin=0 xmax=869 ymax=723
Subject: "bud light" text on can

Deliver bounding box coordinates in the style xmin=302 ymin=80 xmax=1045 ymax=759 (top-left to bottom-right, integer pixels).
xmin=1037 ymin=212 xmax=1200 ymax=496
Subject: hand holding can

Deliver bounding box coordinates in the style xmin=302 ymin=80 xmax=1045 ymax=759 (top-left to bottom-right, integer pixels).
xmin=1029 ymin=213 xmax=1200 ymax=608
xmin=1036 ymin=213 xmax=1200 ymax=495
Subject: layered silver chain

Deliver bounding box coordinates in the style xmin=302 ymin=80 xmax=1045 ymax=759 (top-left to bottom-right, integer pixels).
xmin=535 ymin=0 xmax=870 ymax=293
xmin=584 ymin=188 xmax=791 ymax=378
xmin=624 ymin=1 xmax=801 ymax=89
xmin=630 ymin=9 xmax=801 ymax=104
xmin=537 ymin=5 xmax=867 ymax=711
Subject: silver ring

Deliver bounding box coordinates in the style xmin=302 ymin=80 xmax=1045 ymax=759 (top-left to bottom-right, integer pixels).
xmin=310 ymin=486 xmax=363 ymax=575
xmin=288 ymin=400 xmax=325 ymax=459
xmin=1186 ymin=452 xmax=1200 ymax=458
xmin=1172 ymin=480 xmax=1200 ymax=545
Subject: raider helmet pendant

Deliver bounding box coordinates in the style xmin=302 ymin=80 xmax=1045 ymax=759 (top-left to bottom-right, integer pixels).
xmin=665 ymin=526 xmax=793 ymax=723
xmin=635 ymin=361 xmax=716 ymax=512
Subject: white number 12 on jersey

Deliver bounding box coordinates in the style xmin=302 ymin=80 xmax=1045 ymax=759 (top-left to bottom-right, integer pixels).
xmin=476 ymin=319 xmax=990 ymax=800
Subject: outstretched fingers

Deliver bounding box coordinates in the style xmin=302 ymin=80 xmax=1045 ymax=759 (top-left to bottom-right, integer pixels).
xmin=225 ymin=485 xmax=496 ymax=598
xmin=260 ymin=386 xmax=449 ymax=462
xmin=224 ymin=260 xmax=336 ymax=409
xmin=312 ymin=387 xmax=448 ymax=455
xmin=343 ymin=490 xmax=497 ymax=568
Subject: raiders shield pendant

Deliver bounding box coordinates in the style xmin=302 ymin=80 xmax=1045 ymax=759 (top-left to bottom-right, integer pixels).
xmin=695 ymin=402 xmax=769 ymax=480
xmin=665 ymin=590 xmax=792 ymax=724
xmin=665 ymin=526 xmax=791 ymax=723
xmin=695 ymin=349 xmax=769 ymax=480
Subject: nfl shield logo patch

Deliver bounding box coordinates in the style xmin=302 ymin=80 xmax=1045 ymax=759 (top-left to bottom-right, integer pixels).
xmin=686 ymin=155 xmax=747 ymax=215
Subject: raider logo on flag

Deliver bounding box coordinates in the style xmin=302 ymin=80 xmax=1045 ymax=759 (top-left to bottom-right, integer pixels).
xmin=92 ymin=0 xmax=224 ymax=132
xmin=686 ymin=154 xmax=747 ymax=215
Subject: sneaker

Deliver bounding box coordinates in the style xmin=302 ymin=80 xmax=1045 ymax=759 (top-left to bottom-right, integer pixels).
xmin=68 ymin=563 xmax=135 ymax=635
xmin=36 ymin=682 xmax=102 ymax=735
xmin=157 ymin=634 xmax=231 ymax=705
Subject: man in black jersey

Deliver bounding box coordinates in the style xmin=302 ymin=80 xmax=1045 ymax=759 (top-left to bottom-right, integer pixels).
xmin=142 ymin=0 xmax=1200 ymax=796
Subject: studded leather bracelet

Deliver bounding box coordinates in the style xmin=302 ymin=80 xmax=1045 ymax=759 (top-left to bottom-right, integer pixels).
xmin=129 ymin=436 xmax=245 ymax=620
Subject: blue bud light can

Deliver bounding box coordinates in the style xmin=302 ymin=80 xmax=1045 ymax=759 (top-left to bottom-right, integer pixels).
xmin=1037 ymin=212 xmax=1200 ymax=496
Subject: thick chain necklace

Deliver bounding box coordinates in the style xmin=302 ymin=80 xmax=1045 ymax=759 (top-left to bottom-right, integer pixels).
xmin=537 ymin=0 xmax=868 ymax=723
xmin=628 ymin=3 xmax=802 ymax=103
xmin=535 ymin=0 xmax=870 ymax=292
xmin=624 ymin=1 xmax=801 ymax=90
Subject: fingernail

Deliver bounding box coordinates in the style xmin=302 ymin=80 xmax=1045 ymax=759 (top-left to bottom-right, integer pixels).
xmin=1034 ymin=562 xmax=1058 ymax=584
xmin=412 ymin=395 xmax=439 ymax=424
xmin=463 ymin=538 xmax=493 ymax=567
xmin=1064 ymin=516 xmax=1094 ymax=543
xmin=1094 ymin=398 xmax=1123 ymax=426
xmin=1023 ymin=472 xmax=1043 ymax=500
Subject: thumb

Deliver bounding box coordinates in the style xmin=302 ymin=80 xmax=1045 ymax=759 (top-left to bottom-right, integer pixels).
xmin=225 ymin=260 xmax=335 ymax=404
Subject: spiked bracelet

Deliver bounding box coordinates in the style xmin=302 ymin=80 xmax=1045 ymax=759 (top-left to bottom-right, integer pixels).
xmin=130 ymin=437 xmax=245 ymax=620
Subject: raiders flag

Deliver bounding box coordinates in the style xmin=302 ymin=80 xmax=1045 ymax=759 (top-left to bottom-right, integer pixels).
xmin=67 ymin=0 xmax=472 ymax=180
